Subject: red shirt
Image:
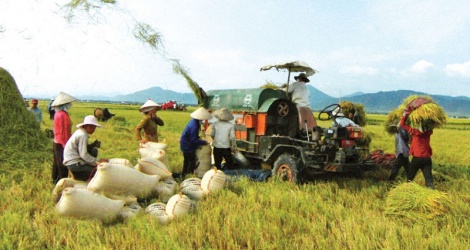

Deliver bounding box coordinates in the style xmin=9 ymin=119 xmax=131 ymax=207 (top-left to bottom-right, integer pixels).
xmin=54 ymin=110 xmax=72 ymax=147
xmin=400 ymin=115 xmax=433 ymax=158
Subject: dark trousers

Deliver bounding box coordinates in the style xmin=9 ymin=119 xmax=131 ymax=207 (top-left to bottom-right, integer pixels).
xmin=213 ymin=147 xmax=234 ymax=170
xmin=182 ymin=151 xmax=197 ymax=177
xmin=66 ymin=163 xmax=96 ymax=182
xmin=52 ymin=143 xmax=68 ymax=185
xmin=407 ymin=157 xmax=434 ymax=189
xmin=223 ymin=169 xmax=272 ymax=182
xmin=388 ymin=153 xmax=410 ymax=181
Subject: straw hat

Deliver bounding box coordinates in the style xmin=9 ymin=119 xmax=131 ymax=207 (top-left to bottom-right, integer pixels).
xmin=51 ymin=92 xmax=77 ymax=107
xmin=190 ymin=107 xmax=212 ymax=120
xmin=214 ymin=108 xmax=234 ymax=121
xmin=140 ymin=99 xmax=161 ymax=113
xmin=76 ymin=115 xmax=102 ymax=128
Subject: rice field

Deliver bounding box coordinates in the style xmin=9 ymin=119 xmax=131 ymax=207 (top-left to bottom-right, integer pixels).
xmin=1 ymin=101 xmax=469 ymax=249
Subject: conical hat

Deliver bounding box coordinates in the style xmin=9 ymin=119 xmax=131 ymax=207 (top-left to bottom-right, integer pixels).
xmin=214 ymin=108 xmax=234 ymax=121
xmin=190 ymin=107 xmax=212 ymax=120
xmin=51 ymin=92 xmax=77 ymax=107
xmin=139 ymin=99 xmax=161 ymax=112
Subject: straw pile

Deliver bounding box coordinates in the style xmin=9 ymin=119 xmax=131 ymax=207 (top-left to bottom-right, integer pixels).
xmin=340 ymin=101 xmax=367 ymax=127
xmin=385 ymin=95 xmax=447 ymax=135
xmin=0 ymin=67 xmax=49 ymax=171
xmin=385 ymin=182 xmax=451 ymax=221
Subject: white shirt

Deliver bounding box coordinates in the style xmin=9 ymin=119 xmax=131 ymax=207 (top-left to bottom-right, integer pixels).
xmin=284 ymin=80 xmax=310 ymax=108
xmin=210 ymin=120 xmax=236 ymax=150
xmin=63 ymin=127 xmax=97 ymax=166
xmin=332 ymin=117 xmax=360 ymax=127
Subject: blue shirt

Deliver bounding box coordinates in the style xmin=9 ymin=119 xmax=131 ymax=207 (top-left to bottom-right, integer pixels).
xmin=180 ymin=119 xmax=207 ymax=153
xmin=28 ymin=107 xmax=42 ymax=123
xmin=395 ymin=126 xmax=410 ymax=157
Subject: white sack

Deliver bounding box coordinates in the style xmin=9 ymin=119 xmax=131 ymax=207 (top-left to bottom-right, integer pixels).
xmin=55 ymin=188 xmax=125 ymax=222
xmin=87 ymin=163 xmax=160 ymax=198
xmin=136 ymin=158 xmax=172 ymax=180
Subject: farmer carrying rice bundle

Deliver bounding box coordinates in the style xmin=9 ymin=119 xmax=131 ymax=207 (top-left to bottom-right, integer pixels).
xmin=393 ymin=96 xmax=447 ymax=189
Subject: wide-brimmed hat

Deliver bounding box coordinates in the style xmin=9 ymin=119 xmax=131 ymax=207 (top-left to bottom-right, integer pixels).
xmin=51 ymin=92 xmax=77 ymax=107
xmin=332 ymin=107 xmax=344 ymax=117
xmin=139 ymin=99 xmax=161 ymax=113
xmin=214 ymin=108 xmax=234 ymax=121
xmin=76 ymin=115 xmax=102 ymax=128
xmin=190 ymin=107 xmax=212 ymax=120
xmin=294 ymin=73 xmax=310 ymax=83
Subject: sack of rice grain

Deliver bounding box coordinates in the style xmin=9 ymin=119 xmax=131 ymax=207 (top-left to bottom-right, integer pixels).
xmin=166 ymin=193 xmax=196 ymax=218
xmin=107 ymin=158 xmax=133 ymax=168
xmin=55 ymin=187 xmax=125 ymax=222
xmin=194 ymin=144 xmax=212 ymax=178
xmin=136 ymin=157 xmax=172 ymax=180
xmin=139 ymin=147 xmax=170 ymax=168
xmin=201 ymin=167 xmax=228 ymax=194
xmin=154 ymin=180 xmax=179 ymax=203
xmin=118 ymin=203 xmax=143 ymax=220
xmin=52 ymin=178 xmax=88 ymax=203
xmin=105 ymin=194 xmax=138 ymax=205
xmin=87 ymin=163 xmax=161 ymax=198
xmin=180 ymin=177 xmax=205 ymax=201
xmin=145 ymin=202 xmax=170 ymax=224
xmin=140 ymin=139 xmax=168 ymax=151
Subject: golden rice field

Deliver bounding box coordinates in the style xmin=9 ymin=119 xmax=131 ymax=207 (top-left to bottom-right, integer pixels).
xmin=1 ymin=101 xmax=469 ymax=249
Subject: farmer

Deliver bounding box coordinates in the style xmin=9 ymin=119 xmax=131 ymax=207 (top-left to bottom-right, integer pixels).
xmin=47 ymin=98 xmax=55 ymax=120
xmin=282 ymin=73 xmax=311 ymax=108
xmin=281 ymin=73 xmax=317 ymax=134
xmin=135 ymin=99 xmax=164 ymax=143
xmin=28 ymin=98 xmax=43 ymax=123
xmin=387 ymin=122 xmax=410 ymax=182
xmin=180 ymin=107 xmax=212 ymax=177
xmin=400 ymin=106 xmax=435 ymax=189
xmin=211 ymin=107 xmax=236 ymax=170
xmin=51 ymin=92 xmax=76 ymax=184
xmin=63 ymin=115 xmax=107 ymax=181
xmin=332 ymin=107 xmax=360 ymax=127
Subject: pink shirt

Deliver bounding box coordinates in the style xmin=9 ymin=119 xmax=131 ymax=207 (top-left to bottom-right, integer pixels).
xmin=54 ymin=110 xmax=72 ymax=147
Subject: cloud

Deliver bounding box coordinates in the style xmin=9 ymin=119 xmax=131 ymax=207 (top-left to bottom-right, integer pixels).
xmin=339 ymin=66 xmax=378 ymax=76
xmin=445 ymin=61 xmax=470 ymax=77
xmin=410 ymin=60 xmax=434 ymax=73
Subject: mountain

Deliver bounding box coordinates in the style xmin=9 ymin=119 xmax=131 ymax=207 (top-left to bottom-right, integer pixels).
xmin=78 ymin=85 xmax=470 ymax=116
xmin=78 ymin=86 xmax=198 ymax=105
xmin=309 ymin=88 xmax=470 ymax=116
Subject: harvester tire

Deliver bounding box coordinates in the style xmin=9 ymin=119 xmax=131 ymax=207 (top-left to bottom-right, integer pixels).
xmin=273 ymin=153 xmax=300 ymax=184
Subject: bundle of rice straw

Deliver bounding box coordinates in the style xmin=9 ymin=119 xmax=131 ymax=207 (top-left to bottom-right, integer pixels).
xmin=340 ymin=101 xmax=367 ymax=127
xmin=385 ymin=182 xmax=451 ymax=221
xmin=260 ymin=81 xmax=281 ymax=89
xmin=385 ymin=95 xmax=447 ymax=135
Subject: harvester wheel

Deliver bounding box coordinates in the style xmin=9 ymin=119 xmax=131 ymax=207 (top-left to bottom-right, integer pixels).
xmin=273 ymin=154 xmax=300 ymax=184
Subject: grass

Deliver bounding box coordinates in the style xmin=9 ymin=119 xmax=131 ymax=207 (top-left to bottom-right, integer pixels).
xmin=1 ymin=101 xmax=470 ymax=249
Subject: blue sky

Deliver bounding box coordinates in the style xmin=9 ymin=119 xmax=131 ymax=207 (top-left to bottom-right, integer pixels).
xmin=1 ymin=0 xmax=470 ymax=99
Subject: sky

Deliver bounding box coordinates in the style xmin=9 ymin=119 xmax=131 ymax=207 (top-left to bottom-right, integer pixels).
xmin=1 ymin=0 xmax=470 ymax=100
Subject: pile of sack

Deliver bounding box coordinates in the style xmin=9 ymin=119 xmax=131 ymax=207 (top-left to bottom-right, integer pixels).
xmin=53 ymin=140 xmax=230 ymax=224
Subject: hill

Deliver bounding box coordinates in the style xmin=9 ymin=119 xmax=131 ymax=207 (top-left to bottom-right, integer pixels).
xmin=78 ymin=85 xmax=470 ymax=116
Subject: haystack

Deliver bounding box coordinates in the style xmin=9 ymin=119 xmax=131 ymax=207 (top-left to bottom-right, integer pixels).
xmin=0 ymin=67 xmax=49 ymax=171
xmin=339 ymin=101 xmax=367 ymax=127
xmin=385 ymin=95 xmax=447 ymax=135
xmin=385 ymin=182 xmax=451 ymax=221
